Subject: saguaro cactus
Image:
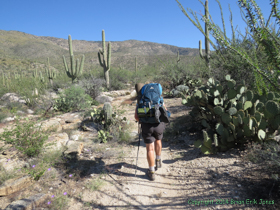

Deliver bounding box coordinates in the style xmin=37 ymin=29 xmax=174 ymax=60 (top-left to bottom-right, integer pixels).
xmin=2 ymin=72 xmax=5 ymax=86
xmin=63 ymin=35 xmax=85 ymax=83
xmin=199 ymin=0 xmax=210 ymax=69
xmin=98 ymin=30 xmax=111 ymax=89
xmin=177 ymin=51 xmax=180 ymax=65
xmin=39 ymin=71 xmax=45 ymax=84
xmin=135 ymin=57 xmax=137 ymax=72
xmin=33 ymin=68 xmax=38 ymax=78
xmin=46 ymin=58 xmax=56 ymax=86
xmin=103 ymin=102 xmax=112 ymax=130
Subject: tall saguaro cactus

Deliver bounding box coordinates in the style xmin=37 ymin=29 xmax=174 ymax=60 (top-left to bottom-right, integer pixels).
xmin=135 ymin=57 xmax=137 ymax=72
xmin=199 ymin=0 xmax=210 ymax=69
xmin=98 ymin=30 xmax=111 ymax=89
xmin=63 ymin=35 xmax=85 ymax=83
xmin=177 ymin=51 xmax=180 ymax=65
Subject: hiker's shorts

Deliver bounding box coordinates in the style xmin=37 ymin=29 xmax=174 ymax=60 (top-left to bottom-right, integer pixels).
xmin=141 ymin=122 xmax=165 ymax=144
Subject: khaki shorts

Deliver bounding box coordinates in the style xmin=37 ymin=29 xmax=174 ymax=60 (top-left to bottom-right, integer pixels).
xmin=141 ymin=122 xmax=166 ymax=144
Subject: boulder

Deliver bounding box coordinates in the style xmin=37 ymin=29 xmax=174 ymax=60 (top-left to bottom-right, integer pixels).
xmin=0 ymin=156 xmax=26 ymax=172
xmin=38 ymin=119 xmax=62 ymax=133
xmin=4 ymin=193 xmax=48 ymax=210
xmin=0 ymin=176 xmax=33 ymax=196
xmin=95 ymin=95 xmax=114 ymax=104
xmin=27 ymin=109 xmax=34 ymax=114
xmin=45 ymin=132 xmax=69 ymax=150
xmin=81 ymin=122 xmax=99 ymax=133
xmin=0 ymin=93 xmax=26 ymax=104
xmin=130 ymin=90 xmax=137 ymax=97
xmin=64 ymin=141 xmax=86 ymax=155
xmin=2 ymin=117 xmax=15 ymax=123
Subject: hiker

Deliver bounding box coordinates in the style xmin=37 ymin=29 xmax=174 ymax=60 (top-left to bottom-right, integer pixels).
xmin=134 ymin=83 xmax=170 ymax=181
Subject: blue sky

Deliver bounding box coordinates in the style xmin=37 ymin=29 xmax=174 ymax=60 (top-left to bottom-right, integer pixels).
xmin=0 ymin=0 xmax=276 ymax=49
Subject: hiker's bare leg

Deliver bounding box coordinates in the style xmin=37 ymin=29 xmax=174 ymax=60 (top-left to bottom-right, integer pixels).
xmin=146 ymin=143 xmax=155 ymax=167
xmin=154 ymin=139 xmax=162 ymax=157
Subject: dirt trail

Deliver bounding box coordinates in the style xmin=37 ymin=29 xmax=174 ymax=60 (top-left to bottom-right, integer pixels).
xmin=66 ymin=97 xmax=261 ymax=210
xmin=65 ymin=97 xmax=190 ymax=209
xmin=0 ymin=95 xmax=274 ymax=210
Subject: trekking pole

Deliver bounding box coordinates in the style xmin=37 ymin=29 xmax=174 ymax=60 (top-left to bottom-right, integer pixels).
xmin=135 ymin=122 xmax=141 ymax=177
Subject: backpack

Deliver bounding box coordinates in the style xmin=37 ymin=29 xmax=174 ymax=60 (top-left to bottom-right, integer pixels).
xmin=137 ymin=83 xmax=164 ymax=124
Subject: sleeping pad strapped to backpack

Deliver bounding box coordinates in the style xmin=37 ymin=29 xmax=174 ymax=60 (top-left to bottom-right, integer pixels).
xmin=137 ymin=83 xmax=164 ymax=124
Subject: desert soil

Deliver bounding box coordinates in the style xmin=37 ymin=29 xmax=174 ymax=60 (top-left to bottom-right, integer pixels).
xmin=0 ymin=95 xmax=278 ymax=210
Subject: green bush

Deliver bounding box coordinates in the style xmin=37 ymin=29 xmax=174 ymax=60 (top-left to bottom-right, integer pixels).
xmin=0 ymin=110 xmax=8 ymax=123
xmin=5 ymin=101 xmax=27 ymax=114
xmin=109 ymin=68 xmax=133 ymax=90
xmin=0 ymin=118 xmax=48 ymax=157
xmin=90 ymin=107 xmax=130 ymax=143
xmin=210 ymin=39 xmax=268 ymax=91
xmin=53 ymin=85 xmax=93 ymax=112
xmin=159 ymin=60 xmax=202 ymax=90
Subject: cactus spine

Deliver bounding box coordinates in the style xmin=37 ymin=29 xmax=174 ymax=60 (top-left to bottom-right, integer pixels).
xmin=199 ymin=0 xmax=210 ymax=69
xmin=98 ymin=30 xmax=111 ymax=89
xmin=63 ymin=35 xmax=85 ymax=83
xmin=46 ymin=57 xmax=56 ymax=86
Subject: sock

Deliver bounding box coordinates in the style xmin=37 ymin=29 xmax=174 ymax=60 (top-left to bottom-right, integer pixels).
xmin=149 ymin=166 xmax=155 ymax=171
xmin=156 ymin=155 xmax=161 ymax=160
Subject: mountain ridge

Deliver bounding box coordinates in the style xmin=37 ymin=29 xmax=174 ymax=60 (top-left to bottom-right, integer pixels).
xmin=0 ymin=30 xmax=200 ymax=72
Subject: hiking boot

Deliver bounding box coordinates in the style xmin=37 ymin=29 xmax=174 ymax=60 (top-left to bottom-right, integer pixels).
xmin=146 ymin=169 xmax=155 ymax=181
xmin=155 ymin=159 xmax=162 ymax=170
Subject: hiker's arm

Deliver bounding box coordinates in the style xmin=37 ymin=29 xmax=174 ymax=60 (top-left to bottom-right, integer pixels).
xmin=163 ymin=103 xmax=168 ymax=110
xmin=135 ymin=106 xmax=139 ymax=122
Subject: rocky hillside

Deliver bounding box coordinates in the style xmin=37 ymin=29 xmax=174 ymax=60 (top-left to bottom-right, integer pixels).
xmin=0 ymin=30 xmax=200 ymax=72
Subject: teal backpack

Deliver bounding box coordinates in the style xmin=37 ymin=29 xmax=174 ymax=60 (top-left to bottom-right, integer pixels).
xmin=137 ymin=83 xmax=167 ymax=124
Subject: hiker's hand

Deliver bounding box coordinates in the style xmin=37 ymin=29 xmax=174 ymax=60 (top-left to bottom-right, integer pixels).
xmin=135 ymin=108 xmax=139 ymax=122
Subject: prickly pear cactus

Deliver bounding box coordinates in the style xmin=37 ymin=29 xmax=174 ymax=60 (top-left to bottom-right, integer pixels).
xmin=182 ymin=74 xmax=280 ymax=154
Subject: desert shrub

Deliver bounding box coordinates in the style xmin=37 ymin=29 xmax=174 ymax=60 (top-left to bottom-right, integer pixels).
xmin=51 ymin=72 xmax=72 ymax=91
xmin=5 ymin=101 xmax=27 ymax=114
xmin=0 ymin=112 xmax=8 ymax=123
xmin=53 ymin=85 xmax=93 ymax=112
xmin=78 ymin=75 xmax=105 ymax=99
xmin=156 ymin=56 xmax=206 ymax=91
xmin=243 ymin=141 xmax=280 ymax=180
xmin=109 ymin=68 xmax=133 ymax=90
xmin=0 ymin=118 xmax=48 ymax=157
xmin=48 ymin=193 xmax=70 ymax=210
xmin=0 ymin=88 xmax=6 ymax=98
xmin=90 ymin=107 xmax=130 ymax=143
xmin=210 ymin=38 xmax=268 ymax=91
xmin=0 ymin=164 xmax=19 ymax=185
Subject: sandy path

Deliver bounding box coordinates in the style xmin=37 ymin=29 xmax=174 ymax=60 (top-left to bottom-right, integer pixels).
xmin=71 ymin=97 xmax=259 ymax=210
